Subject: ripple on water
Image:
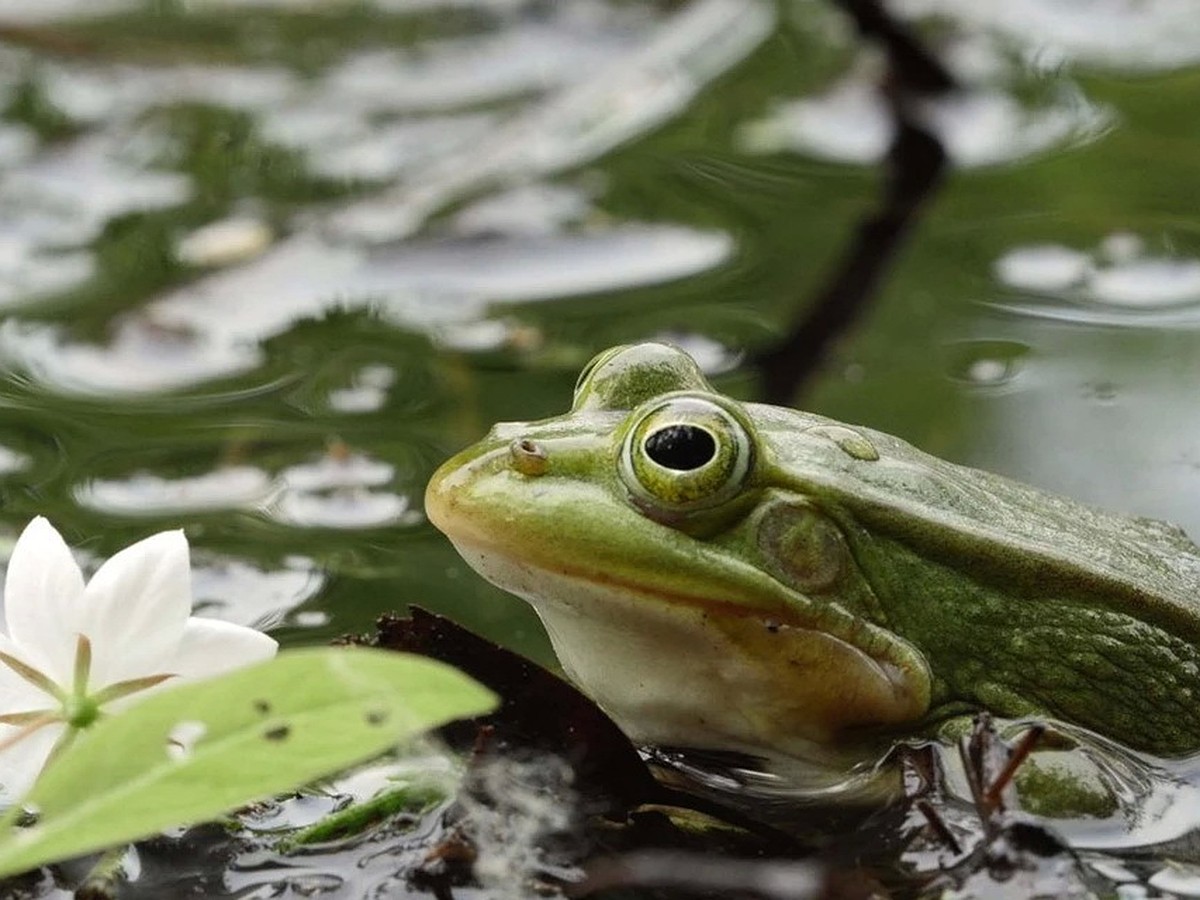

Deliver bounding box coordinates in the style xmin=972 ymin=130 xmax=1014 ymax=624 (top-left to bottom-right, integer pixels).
xmin=893 ymin=0 xmax=1200 ymax=72
xmin=269 ymin=12 xmax=633 ymax=180
xmin=281 ymin=452 xmax=394 ymax=492
xmin=0 ymin=132 xmax=190 ymax=247
xmin=327 ymin=364 xmax=395 ymax=414
xmin=0 ymin=318 xmax=262 ymax=395
xmin=991 ymin=234 xmax=1200 ymax=325
xmin=74 ymin=466 xmax=276 ymax=516
xmin=0 ymin=127 xmax=190 ymax=312
xmin=323 ymin=0 xmax=775 ymax=242
xmin=192 ymin=556 xmax=323 ymax=630
xmin=272 ymin=489 xmax=413 ymax=529
xmin=44 ymin=63 xmax=297 ymax=125
xmin=270 ymin=448 xmax=415 ymax=529
xmin=739 ymin=60 xmax=1110 ymax=167
xmin=0 ymin=444 xmax=30 ymax=476
xmin=72 ymin=441 xmax=422 ymax=530
xmin=944 ymin=339 xmax=1030 ymax=390
xmin=1 ymin=225 xmax=731 ymax=395
xmin=932 ymin=721 xmax=1200 ymax=856
xmin=0 ymin=1 xmax=759 ymax=400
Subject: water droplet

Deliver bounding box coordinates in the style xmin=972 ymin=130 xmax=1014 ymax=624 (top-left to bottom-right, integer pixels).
xmin=807 ymin=425 xmax=879 ymax=461
xmin=945 ymin=340 xmax=1029 ymax=387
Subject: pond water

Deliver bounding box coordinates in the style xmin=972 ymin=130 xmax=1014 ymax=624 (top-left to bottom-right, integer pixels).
xmin=0 ymin=0 xmax=1198 ymax=896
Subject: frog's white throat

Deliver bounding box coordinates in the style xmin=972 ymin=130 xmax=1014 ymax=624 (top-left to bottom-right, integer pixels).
xmin=449 ymin=538 xmax=909 ymax=799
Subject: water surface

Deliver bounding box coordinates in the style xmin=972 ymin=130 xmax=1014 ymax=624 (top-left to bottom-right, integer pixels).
xmin=0 ymin=0 xmax=1198 ymax=896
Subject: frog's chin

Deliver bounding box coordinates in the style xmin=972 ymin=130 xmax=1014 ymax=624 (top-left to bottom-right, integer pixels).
xmin=445 ymin=535 xmax=924 ymax=785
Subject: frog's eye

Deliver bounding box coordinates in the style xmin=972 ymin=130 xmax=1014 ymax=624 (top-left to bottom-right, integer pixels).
xmin=620 ymin=396 xmax=753 ymax=511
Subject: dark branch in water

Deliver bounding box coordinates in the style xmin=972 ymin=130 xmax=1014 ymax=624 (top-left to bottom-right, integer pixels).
xmin=832 ymin=0 xmax=955 ymax=94
xmin=982 ymin=723 xmax=1045 ymax=814
xmin=754 ymin=0 xmax=955 ymax=404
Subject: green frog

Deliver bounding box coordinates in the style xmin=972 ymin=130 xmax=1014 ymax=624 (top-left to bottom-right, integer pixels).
xmin=425 ymin=342 xmax=1200 ymax=807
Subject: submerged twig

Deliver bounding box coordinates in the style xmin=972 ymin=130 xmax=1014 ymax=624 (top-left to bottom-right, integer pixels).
xmin=982 ymin=724 xmax=1046 ymax=814
xmin=915 ymin=799 xmax=962 ymax=855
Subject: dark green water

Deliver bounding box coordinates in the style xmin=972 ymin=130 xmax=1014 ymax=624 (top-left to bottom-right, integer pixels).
xmin=0 ymin=0 xmax=1199 ymax=895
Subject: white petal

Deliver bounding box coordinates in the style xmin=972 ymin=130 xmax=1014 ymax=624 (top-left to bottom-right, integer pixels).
xmin=3 ymin=517 xmax=86 ymax=684
xmin=169 ymin=617 xmax=277 ymax=682
xmin=0 ymin=633 xmax=58 ymax=713
xmin=0 ymin=720 xmax=64 ymax=804
xmin=80 ymin=531 xmax=192 ymax=689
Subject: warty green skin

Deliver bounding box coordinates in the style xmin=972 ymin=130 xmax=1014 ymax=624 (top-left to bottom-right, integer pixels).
xmin=425 ymin=343 xmax=1200 ymax=777
xmin=755 ymin=402 xmax=1200 ymax=754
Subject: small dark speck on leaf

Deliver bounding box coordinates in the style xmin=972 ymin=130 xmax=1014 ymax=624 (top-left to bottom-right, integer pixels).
xmin=254 ymin=699 xmax=271 ymax=715
xmin=365 ymin=709 xmax=388 ymax=726
xmin=264 ymin=725 xmax=290 ymax=742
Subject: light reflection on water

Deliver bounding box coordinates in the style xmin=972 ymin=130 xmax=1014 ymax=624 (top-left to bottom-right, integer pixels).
xmin=0 ymin=224 xmax=732 ymax=393
xmin=739 ymin=48 xmax=1111 ymax=168
xmin=323 ymin=0 xmax=775 ymax=242
xmin=893 ymin=0 xmax=1200 ymax=71
xmin=993 ymin=234 xmax=1200 ymax=321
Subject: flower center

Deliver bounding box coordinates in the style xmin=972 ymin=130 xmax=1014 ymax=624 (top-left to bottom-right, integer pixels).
xmin=62 ymin=694 xmax=100 ymax=729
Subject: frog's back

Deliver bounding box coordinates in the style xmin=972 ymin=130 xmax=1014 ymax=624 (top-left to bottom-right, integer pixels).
xmin=753 ymin=404 xmax=1200 ymax=640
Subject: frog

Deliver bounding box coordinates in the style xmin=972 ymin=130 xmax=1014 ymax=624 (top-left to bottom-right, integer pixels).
xmin=424 ymin=342 xmax=1200 ymax=808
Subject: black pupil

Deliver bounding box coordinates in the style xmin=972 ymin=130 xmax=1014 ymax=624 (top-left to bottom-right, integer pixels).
xmin=644 ymin=425 xmax=717 ymax=471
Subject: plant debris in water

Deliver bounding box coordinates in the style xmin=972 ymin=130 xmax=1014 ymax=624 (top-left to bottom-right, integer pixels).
xmin=345 ymin=611 xmax=1131 ymax=899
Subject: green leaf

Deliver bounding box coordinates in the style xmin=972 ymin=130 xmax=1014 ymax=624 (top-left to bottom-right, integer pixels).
xmin=0 ymin=647 xmax=496 ymax=878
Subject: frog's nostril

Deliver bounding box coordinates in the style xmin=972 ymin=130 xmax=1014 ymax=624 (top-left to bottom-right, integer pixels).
xmin=509 ymin=438 xmax=549 ymax=476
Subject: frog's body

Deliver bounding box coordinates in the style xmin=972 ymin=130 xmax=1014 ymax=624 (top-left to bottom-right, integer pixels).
xmin=425 ymin=343 xmax=1200 ymax=795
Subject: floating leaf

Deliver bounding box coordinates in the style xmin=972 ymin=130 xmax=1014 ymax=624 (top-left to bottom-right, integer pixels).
xmin=0 ymin=646 xmax=496 ymax=878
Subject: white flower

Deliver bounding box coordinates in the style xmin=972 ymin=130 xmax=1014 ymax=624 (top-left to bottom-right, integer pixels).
xmin=0 ymin=517 xmax=278 ymax=800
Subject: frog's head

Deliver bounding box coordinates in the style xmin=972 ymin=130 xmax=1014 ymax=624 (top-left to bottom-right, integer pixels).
xmin=425 ymin=343 xmax=930 ymax=768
